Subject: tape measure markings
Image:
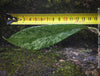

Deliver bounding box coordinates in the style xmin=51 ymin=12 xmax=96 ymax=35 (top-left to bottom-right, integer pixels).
xmin=7 ymin=13 xmax=100 ymax=25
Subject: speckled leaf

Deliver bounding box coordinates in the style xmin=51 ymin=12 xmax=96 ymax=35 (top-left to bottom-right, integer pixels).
xmin=6 ymin=24 xmax=87 ymax=50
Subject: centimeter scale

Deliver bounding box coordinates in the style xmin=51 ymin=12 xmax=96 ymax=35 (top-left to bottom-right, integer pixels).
xmin=7 ymin=13 xmax=100 ymax=25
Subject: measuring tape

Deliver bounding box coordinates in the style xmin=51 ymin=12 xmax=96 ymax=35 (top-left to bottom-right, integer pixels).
xmin=7 ymin=13 xmax=100 ymax=25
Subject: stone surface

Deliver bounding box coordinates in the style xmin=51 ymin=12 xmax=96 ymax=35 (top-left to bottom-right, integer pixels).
xmin=56 ymin=48 xmax=98 ymax=76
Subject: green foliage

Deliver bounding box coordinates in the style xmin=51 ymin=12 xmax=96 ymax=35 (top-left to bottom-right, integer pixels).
xmin=65 ymin=0 xmax=70 ymax=3
xmin=75 ymin=1 xmax=80 ymax=5
xmin=0 ymin=0 xmax=10 ymax=6
xmin=6 ymin=24 xmax=87 ymax=50
xmin=53 ymin=0 xmax=61 ymax=4
xmin=83 ymin=50 xmax=89 ymax=52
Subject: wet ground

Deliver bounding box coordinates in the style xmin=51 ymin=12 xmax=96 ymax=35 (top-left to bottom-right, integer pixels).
xmin=0 ymin=45 xmax=99 ymax=76
xmin=56 ymin=47 xmax=98 ymax=76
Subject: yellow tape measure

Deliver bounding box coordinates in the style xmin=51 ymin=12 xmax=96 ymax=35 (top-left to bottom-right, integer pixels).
xmin=7 ymin=13 xmax=100 ymax=25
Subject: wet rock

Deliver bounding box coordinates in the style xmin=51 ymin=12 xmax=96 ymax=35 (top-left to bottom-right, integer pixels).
xmin=58 ymin=47 xmax=98 ymax=76
xmin=83 ymin=58 xmax=87 ymax=62
xmin=59 ymin=59 xmax=65 ymax=62
xmin=72 ymin=52 xmax=79 ymax=56
xmin=85 ymin=70 xmax=92 ymax=76
xmin=0 ymin=70 xmax=6 ymax=76
xmin=87 ymin=56 xmax=95 ymax=61
xmin=91 ymin=69 xmax=98 ymax=76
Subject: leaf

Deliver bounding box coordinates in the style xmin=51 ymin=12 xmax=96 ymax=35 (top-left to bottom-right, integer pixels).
xmin=6 ymin=24 xmax=87 ymax=50
xmin=88 ymin=27 xmax=98 ymax=34
xmin=83 ymin=50 xmax=89 ymax=52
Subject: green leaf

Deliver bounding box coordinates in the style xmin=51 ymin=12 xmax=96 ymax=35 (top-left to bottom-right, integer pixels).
xmin=83 ymin=50 xmax=89 ymax=52
xmin=6 ymin=24 xmax=87 ymax=50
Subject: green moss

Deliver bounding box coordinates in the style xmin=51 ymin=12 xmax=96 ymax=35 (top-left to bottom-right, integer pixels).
xmin=0 ymin=46 xmax=86 ymax=76
xmin=54 ymin=62 xmax=86 ymax=76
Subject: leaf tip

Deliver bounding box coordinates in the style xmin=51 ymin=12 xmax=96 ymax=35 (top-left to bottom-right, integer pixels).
xmin=2 ymin=36 xmax=7 ymax=40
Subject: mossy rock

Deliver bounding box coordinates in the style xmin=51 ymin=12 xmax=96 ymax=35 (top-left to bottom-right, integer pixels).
xmin=0 ymin=46 xmax=86 ymax=76
xmin=53 ymin=61 xmax=86 ymax=76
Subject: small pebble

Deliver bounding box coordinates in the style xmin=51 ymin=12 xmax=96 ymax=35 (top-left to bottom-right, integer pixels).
xmin=59 ymin=59 xmax=65 ymax=62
